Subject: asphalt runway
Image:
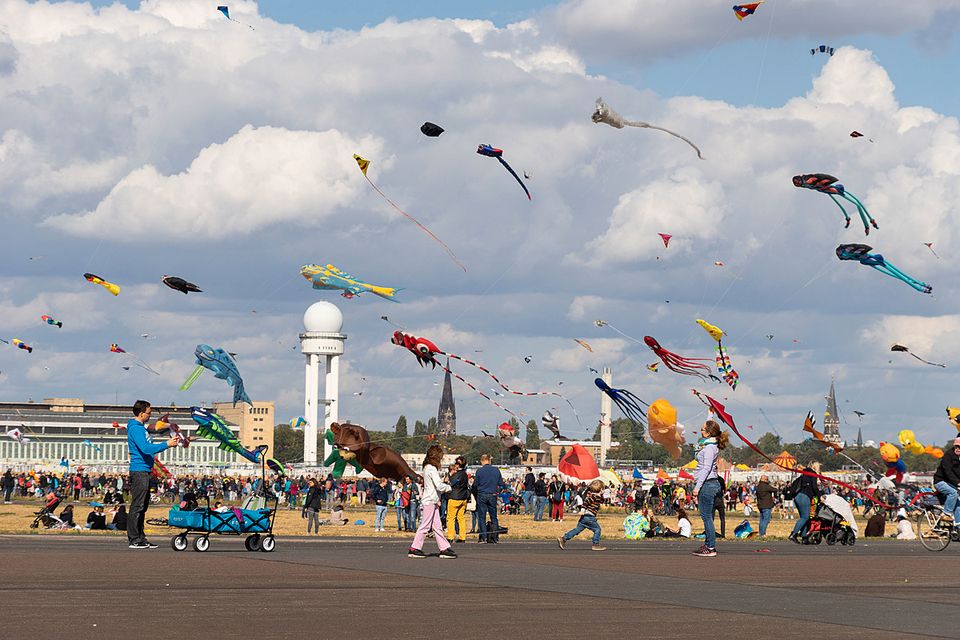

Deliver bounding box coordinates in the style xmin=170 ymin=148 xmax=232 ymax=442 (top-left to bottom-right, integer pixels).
xmin=1 ymin=535 xmax=958 ymax=639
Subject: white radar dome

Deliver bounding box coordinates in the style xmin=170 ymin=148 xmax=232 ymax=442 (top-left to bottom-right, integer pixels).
xmin=303 ymin=301 xmax=343 ymax=333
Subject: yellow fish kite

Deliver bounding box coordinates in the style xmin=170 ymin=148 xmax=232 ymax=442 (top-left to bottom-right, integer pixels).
xmin=300 ymin=264 xmax=399 ymax=301
xmin=84 ymin=272 xmax=120 ymax=296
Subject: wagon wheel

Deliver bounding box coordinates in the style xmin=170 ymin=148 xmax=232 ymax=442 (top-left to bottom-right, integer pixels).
xmin=259 ymin=535 xmax=276 ymax=552
xmin=193 ymin=535 xmax=210 ymax=552
xmin=171 ymin=534 xmax=188 ymax=551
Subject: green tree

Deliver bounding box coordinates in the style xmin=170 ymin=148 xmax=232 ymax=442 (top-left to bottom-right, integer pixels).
xmin=427 ymin=417 xmax=438 ymax=435
xmin=756 ymin=432 xmax=783 ymax=456
xmin=273 ymin=424 xmax=304 ymax=463
xmin=395 ymin=415 xmax=408 ymax=438
xmin=525 ymin=419 xmax=541 ymax=449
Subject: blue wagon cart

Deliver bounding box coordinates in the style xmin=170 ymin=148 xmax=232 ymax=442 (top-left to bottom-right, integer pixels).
xmin=168 ymin=499 xmax=278 ymax=552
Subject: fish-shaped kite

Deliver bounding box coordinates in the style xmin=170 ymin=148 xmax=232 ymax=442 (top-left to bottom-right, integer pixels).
xmin=12 ymin=339 xmax=32 ymax=353
xmin=181 ymin=344 xmax=251 ymax=407
xmin=476 ymin=144 xmax=532 ymax=200
xmin=592 ymin=98 xmax=703 ymax=159
xmin=191 ymin=406 xmax=263 ymax=463
xmin=162 ymin=275 xmax=202 ymax=294
xmin=300 ymin=264 xmax=399 ymax=301
xmin=84 ymin=273 xmax=120 ymax=296
xmin=41 ymin=315 xmax=63 ymax=328
xmin=354 ymin=154 xmax=465 ymax=271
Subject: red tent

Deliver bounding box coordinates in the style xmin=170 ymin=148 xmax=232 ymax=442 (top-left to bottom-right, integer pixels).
xmin=557 ymin=444 xmax=600 ymax=483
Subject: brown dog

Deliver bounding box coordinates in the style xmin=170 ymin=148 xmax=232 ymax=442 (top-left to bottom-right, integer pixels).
xmin=330 ymin=422 xmax=421 ymax=482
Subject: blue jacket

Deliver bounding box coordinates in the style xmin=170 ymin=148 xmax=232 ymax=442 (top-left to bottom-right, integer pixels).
xmin=127 ymin=419 xmax=169 ymax=472
xmin=474 ymin=464 xmax=502 ymax=495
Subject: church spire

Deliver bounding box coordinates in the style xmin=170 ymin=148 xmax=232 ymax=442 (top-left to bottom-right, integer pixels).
xmin=822 ymin=380 xmax=841 ymax=444
xmin=437 ymin=358 xmax=456 ymax=436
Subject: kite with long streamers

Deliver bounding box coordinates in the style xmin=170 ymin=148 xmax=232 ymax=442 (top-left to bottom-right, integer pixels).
xmin=110 ymin=343 xmax=160 ymax=375
xmin=890 ymin=344 xmax=945 ymax=368
xmin=696 ymin=319 xmax=739 ymax=389
xmin=732 ymin=2 xmax=763 ymax=20
xmin=802 ymin=411 xmax=843 ymax=454
xmin=594 ymin=378 xmax=649 ymax=429
xmin=836 ymin=244 xmax=932 ymax=294
xmin=216 ymin=5 xmax=254 ymax=30
xmin=476 ymin=144 xmax=532 ymax=200
xmin=592 ymin=98 xmax=703 ymax=159
xmin=300 ymin=263 xmax=399 ymax=301
xmin=391 ymin=331 xmax=580 ymax=423
xmin=644 ymin=336 xmax=719 ymax=382
xmin=354 ymin=154 xmax=465 ymax=271
xmin=793 ymin=174 xmax=878 ymax=235
xmin=84 ymin=272 xmax=120 ymax=296
xmin=692 ymin=390 xmax=892 ymax=507
xmin=181 ymin=344 xmax=251 ymax=406
xmin=191 ymin=406 xmax=264 ymax=464
xmin=41 ymin=315 xmax=62 ymax=328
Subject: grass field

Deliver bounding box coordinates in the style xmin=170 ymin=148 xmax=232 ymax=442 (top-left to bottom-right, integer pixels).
xmin=0 ymin=498 xmax=887 ymax=542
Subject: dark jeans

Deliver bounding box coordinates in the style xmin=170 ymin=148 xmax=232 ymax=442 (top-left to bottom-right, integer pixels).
xmin=3 ymin=485 xmax=13 ymax=502
xmin=792 ymin=493 xmax=812 ymax=538
xmin=477 ymin=493 xmax=499 ymax=541
xmin=712 ymin=498 xmax=726 ymax=537
xmin=697 ymin=478 xmax=721 ymax=549
xmin=562 ymin=513 xmax=602 ymax=545
xmin=127 ymin=471 xmax=150 ymax=544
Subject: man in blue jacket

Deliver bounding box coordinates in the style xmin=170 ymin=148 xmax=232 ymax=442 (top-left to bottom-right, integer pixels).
xmin=127 ymin=400 xmax=178 ymax=549
xmin=474 ymin=454 xmax=503 ymax=543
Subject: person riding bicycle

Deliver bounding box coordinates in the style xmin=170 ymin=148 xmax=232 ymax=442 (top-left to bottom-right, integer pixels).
xmin=933 ymin=437 xmax=960 ymax=525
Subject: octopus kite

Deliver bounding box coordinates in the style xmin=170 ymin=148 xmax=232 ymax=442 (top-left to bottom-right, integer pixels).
xmin=391 ymin=331 xmax=579 ymax=422
xmin=594 ymin=378 xmax=649 ymax=429
xmin=476 ymin=144 xmax=531 ymax=200
xmin=592 ymin=98 xmax=703 ymax=160
xmin=836 ymin=244 xmax=931 ymax=294
xmin=644 ymin=336 xmax=719 ymax=382
xmin=696 ymin=319 xmax=739 ymax=389
xmin=793 ymin=174 xmax=878 ymax=235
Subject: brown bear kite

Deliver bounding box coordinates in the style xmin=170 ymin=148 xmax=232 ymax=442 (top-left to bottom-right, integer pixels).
xmin=330 ymin=422 xmax=420 ymax=482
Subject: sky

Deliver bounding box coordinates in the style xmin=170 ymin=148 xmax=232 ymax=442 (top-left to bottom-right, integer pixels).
xmin=3 ymin=0 xmax=960 ymax=448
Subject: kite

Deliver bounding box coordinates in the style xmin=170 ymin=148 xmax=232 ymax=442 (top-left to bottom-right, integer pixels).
xmin=898 ymin=429 xmax=943 ymax=458
xmin=5 ymin=428 xmax=30 ymax=444
xmin=476 ymin=144 xmax=532 ymax=200
xmin=523 ymin=356 xmax=532 ymax=363
xmin=793 ymin=174 xmax=878 ymax=235
xmin=41 ymin=315 xmax=62 ymax=328
xmin=850 ymin=131 xmax=863 ymax=138
xmin=890 ymin=344 xmax=945 ymax=368
xmin=420 ymin=122 xmax=444 ymax=137
xmin=714 ymin=261 xmax=725 ymax=267
xmin=836 ymin=244 xmax=932 ymax=294
xmin=12 ymin=339 xmax=32 ymax=353
xmin=853 ymin=410 xmax=865 ymax=420
xmin=353 ymin=154 xmax=465 ymax=271
xmin=150 ymin=458 xmax=171 ymax=481
xmin=216 ymin=5 xmax=254 ymax=30
xmin=948 ymin=407 xmax=960 ymax=432
xmin=557 ymin=443 xmax=600 ymax=483
xmin=647 ymin=398 xmax=685 ymax=459
xmin=82 ymin=440 xmax=102 ymax=453
xmin=542 ymin=410 xmax=564 ymax=439
xmin=161 ymin=276 xmax=202 ymax=294
xmin=300 ymin=263 xmax=399 ymax=301
xmin=289 ymin=416 xmax=307 ymax=430
xmin=810 ymin=45 xmax=835 ymax=56
xmin=644 ymin=336 xmax=719 ymax=382
xmin=83 ymin=273 xmax=120 ymax=296
xmin=879 ymin=442 xmax=906 ymax=484
xmin=391 ymin=331 xmax=581 ymax=422
xmin=696 ymin=319 xmax=739 ymax=389
xmin=482 ymin=423 xmax=525 ymax=464
xmin=181 ymin=344 xmax=252 ymax=407
xmin=646 ymin=363 xmax=659 ymax=372
xmin=591 ymin=98 xmax=703 ymax=159
xmin=658 ymin=233 xmax=672 ymax=249
xmin=594 ymin=319 xmax=645 ymax=346
xmin=732 ymin=2 xmax=764 ymax=20
xmin=323 ymin=429 xmax=363 ymax=478
xmin=191 ymin=406 xmax=264 ymax=464
xmin=155 ymin=414 xmax=190 ymax=448
xmin=802 ymin=411 xmax=843 ymax=454
xmin=110 ymin=344 xmax=159 ymax=375
xmin=330 ymin=422 xmax=420 ymax=481
xmin=594 ymin=378 xmax=649 ymax=429
xmin=574 ymin=339 xmax=593 ymax=352
xmin=266 ymin=458 xmax=288 ymax=477
xmin=923 ymin=242 xmax=939 ymax=259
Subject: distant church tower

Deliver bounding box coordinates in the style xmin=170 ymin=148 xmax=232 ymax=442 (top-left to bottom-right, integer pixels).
xmin=823 ymin=381 xmax=841 ymax=444
xmin=437 ymin=359 xmax=456 ymax=436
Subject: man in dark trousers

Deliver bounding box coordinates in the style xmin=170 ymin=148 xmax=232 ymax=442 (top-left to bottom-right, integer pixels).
xmin=474 ymin=454 xmax=502 ymax=543
xmin=755 ymin=475 xmax=776 ymax=536
xmin=126 ymin=400 xmax=177 ymax=549
xmin=522 ymin=467 xmax=535 ymax=515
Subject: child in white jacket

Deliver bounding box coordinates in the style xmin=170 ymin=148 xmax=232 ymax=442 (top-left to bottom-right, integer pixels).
xmin=408 ymin=445 xmax=457 ymax=559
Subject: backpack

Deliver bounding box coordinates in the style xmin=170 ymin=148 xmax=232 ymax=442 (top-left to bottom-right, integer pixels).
xmin=783 ymin=476 xmax=802 ymax=501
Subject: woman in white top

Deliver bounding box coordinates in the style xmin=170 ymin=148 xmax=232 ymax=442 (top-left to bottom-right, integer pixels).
xmin=408 ymin=445 xmax=457 ymax=559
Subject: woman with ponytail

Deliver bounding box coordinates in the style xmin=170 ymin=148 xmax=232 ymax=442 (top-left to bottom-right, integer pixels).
xmin=692 ymin=420 xmax=728 ymax=557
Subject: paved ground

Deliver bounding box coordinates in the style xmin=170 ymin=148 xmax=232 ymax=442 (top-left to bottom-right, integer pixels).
xmin=1 ymin=534 xmax=958 ymax=639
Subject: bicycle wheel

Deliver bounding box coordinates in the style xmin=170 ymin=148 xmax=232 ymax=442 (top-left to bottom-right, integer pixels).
xmin=917 ymin=510 xmax=951 ymax=552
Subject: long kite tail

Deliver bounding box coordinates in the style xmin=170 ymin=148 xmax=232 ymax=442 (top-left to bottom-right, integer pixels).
xmin=363 ymin=174 xmax=467 ymax=271
xmin=438 ymin=360 xmax=518 ymax=418
xmin=692 ymin=391 xmax=893 ymax=508
xmin=180 ymin=364 xmax=205 ymax=391
xmin=443 ymin=351 xmax=582 ymax=425
xmin=840 ymin=191 xmax=878 ymax=231
xmin=495 ymin=157 xmax=532 ymax=200
xmin=625 ymin=120 xmax=704 ymax=159
xmin=610 ymin=389 xmax=649 ymax=429
xmin=872 ymin=263 xmax=932 ymax=294
xmin=908 ymin=352 xmax=947 ymax=368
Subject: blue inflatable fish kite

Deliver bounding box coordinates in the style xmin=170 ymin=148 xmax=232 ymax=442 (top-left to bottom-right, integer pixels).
xmin=180 ymin=344 xmax=252 ymax=406
xmin=191 ymin=406 xmax=263 ymax=464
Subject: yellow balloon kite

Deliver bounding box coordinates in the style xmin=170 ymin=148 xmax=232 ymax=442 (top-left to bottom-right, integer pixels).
xmin=647 ymin=398 xmax=685 ymax=459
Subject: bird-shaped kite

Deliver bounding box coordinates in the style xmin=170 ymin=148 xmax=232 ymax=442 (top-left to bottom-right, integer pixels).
xmin=191 ymin=406 xmax=263 ymax=463
xmin=793 ymin=174 xmax=878 ymax=235
xmin=354 ymin=154 xmax=465 ymax=271
xmin=591 ymin=98 xmax=703 ymax=159
xmin=696 ymin=319 xmax=739 ymax=389
xmin=574 ymin=338 xmax=594 ymax=352
xmin=644 ymin=336 xmax=719 ymax=382
xmin=84 ymin=273 xmax=120 ymax=296
xmin=542 ymin=410 xmax=565 ymax=440
xmin=836 ymin=244 xmax=931 ymax=294
xmin=41 ymin=315 xmax=62 ymax=328
xmin=300 ymin=263 xmax=399 ymax=301
xmin=476 ymin=144 xmax=531 ymax=200
xmin=110 ymin=344 xmax=159 ymax=375
xmin=12 ymin=339 xmax=33 ymax=353
xmin=181 ymin=344 xmax=251 ymax=407
xmin=162 ymin=275 xmax=202 ymax=294
xmin=898 ymin=429 xmax=943 ymax=458
xmin=890 ymin=344 xmax=945 ymax=368
xmin=802 ymin=411 xmax=843 ymax=454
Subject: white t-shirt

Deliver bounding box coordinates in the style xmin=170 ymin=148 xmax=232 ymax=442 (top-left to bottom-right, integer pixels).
xmin=678 ymin=517 xmax=692 ymax=538
xmin=896 ymin=518 xmax=916 ymax=540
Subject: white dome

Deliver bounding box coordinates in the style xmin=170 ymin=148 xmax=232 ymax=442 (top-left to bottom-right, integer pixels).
xmin=303 ymin=301 xmax=343 ymax=333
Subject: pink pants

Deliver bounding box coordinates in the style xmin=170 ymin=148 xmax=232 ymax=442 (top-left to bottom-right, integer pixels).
xmin=411 ymin=503 xmax=450 ymax=552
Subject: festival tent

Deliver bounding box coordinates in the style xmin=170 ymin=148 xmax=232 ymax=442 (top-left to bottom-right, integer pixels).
xmin=735 ymin=463 xmax=751 ymax=471
xmin=557 ymin=444 xmax=600 ymax=483
xmin=773 ymin=450 xmax=798 ymax=470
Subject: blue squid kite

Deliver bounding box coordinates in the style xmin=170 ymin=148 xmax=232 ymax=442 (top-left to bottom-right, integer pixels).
xmin=794 ymin=174 xmax=878 ymax=235
xmin=836 ymin=244 xmax=931 ymax=294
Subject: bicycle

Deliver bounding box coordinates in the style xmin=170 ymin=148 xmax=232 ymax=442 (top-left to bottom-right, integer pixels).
xmin=916 ymin=493 xmax=960 ymax=552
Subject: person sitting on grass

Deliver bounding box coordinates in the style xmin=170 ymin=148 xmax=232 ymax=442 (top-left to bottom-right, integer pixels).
xmin=107 ymin=504 xmax=127 ymax=531
xmin=85 ymin=505 xmax=107 ymax=530
xmin=557 ymin=479 xmax=606 ymax=552
xmin=318 ymin=505 xmax=349 ymax=526
xmin=661 ymin=508 xmax=692 ymax=538
xmin=59 ymin=504 xmax=78 ymax=529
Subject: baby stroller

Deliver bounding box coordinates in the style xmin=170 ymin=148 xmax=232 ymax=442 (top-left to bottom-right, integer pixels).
xmin=808 ymin=494 xmax=858 ymax=546
xmin=29 ymin=492 xmax=63 ymax=529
